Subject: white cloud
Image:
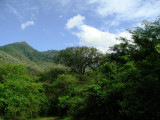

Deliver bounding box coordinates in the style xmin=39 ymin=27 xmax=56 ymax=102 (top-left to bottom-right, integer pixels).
xmin=21 ymin=21 xmax=34 ymax=30
xmin=66 ymin=15 xmax=131 ymax=53
xmin=77 ymin=25 xmax=119 ymax=53
xmin=66 ymin=15 xmax=85 ymax=29
xmin=87 ymin=0 xmax=160 ymax=21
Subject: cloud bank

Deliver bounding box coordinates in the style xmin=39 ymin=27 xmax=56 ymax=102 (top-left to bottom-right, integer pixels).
xmin=21 ymin=21 xmax=34 ymax=30
xmin=66 ymin=15 xmax=131 ymax=53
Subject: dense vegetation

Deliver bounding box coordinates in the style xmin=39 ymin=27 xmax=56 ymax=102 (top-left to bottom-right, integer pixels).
xmin=0 ymin=41 xmax=59 ymax=72
xmin=0 ymin=18 xmax=160 ymax=120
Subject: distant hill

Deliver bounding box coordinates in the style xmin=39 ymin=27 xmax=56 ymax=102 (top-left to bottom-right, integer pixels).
xmin=0 ymin=41 xmax=59 ymax=71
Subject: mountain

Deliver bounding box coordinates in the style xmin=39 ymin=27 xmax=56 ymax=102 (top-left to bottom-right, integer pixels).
xmin=0 ymin=41 xmax=59 ymax=71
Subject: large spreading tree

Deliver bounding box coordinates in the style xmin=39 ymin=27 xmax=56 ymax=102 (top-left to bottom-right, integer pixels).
xmin=56 ymin=46 xmax=103 ymax=74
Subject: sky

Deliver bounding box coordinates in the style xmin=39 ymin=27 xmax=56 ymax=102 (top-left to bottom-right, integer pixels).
xmin=0 ymin=0 xmax=160 ymax=53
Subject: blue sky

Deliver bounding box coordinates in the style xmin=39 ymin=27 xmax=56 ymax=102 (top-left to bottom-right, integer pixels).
xmin=0 ymin=0 xmax=160 ymax=53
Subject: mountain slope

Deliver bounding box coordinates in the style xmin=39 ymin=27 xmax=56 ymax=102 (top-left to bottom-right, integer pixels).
xmin=0 ymin=50 xmax=20 ymax=65
xmin=0 ymin=41 xmax=59 ymax=71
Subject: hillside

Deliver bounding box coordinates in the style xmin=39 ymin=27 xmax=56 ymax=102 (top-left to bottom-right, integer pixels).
xmin=0 ymin=41 xmax=59 ymax=71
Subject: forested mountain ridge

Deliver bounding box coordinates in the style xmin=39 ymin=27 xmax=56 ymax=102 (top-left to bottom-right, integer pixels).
xmin=0 ymin=41 xmax=59 ymax=71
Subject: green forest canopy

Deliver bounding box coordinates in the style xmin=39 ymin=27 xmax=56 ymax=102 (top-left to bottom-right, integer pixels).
xmin=0 ymin=17 xmax=160 ymax=120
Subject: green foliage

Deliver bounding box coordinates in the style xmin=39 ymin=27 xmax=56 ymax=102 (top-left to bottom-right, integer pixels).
xmin=156 ymin=44 xmax=160 ymax=53
xmin=0 ymin=41 xmax=59 ymax=72
xmin=56 ymin=46 xmax=103 ymax=74
xmin=0 ymin=65 xmax=48 ymax=120
xmin=0 ymin=50 xmax=21 ymax=65
xmin=46 ymin=17 xmax=160 ymax=120
xmin=39 ymin=66 xmax=70 ymax=83
xmin=53 ymin=74 xmax=77 ymax=96
xmin=108 ymin=17 xmax=160 ymax=120
xmin=38 ymin=67 xmax=71 ymax=116
xmin=0 ymin=64 xmax=28 ymax=83
xmin=52 ymin=74 xmax=77 ymax=116
xmin=1 ymin=17 xmax=160 ymax=120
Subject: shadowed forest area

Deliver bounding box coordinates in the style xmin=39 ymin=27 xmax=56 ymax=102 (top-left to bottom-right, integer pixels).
xmin=0 ymin=18 xmax=160 ymax=120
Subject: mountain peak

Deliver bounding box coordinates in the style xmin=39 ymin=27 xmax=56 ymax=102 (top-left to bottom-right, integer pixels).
xmin=0 ymin=41 xmax=59 ymax=71
xmin=14 ymin=41 xmax=28 ymax=45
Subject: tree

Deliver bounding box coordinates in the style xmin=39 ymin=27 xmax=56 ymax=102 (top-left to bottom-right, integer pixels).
xmin=156 ymin=44 xmax=160 ymax=53
xmin=0 ymin=65 xmax=48 ymax=120
xmin=108 ymin=17 xmax=160 ymax=120
xmin=55 ymin=46 xmax=103 ymax=74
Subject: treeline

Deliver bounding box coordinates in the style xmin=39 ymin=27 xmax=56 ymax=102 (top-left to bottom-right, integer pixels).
xmin=0 ymin=18 xmax=160 ymax=120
